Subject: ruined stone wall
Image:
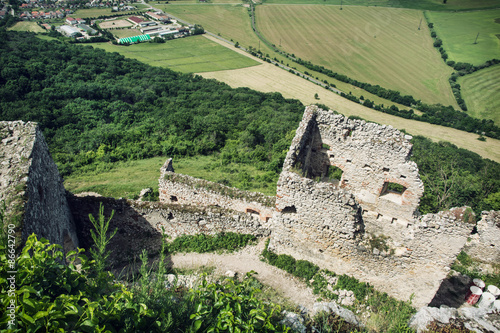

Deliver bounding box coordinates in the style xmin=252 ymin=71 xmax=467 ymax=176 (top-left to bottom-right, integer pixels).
xmin=273 ymin=170 xmax=363 ymax=256
xmin=0 ymin=121 xmax=78 ymax=252
xmin=464 ymin=210 xmax=500 ymax=263
xmin=270 ymin=106 xmax=473 ymax=307
xmin=159 ymin=159 xmax=275 ymax=222
xmin=68 ymin=195 xmax=270 ymax=267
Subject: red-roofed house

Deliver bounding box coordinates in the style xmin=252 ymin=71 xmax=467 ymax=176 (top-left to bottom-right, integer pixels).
xmin=66 ymin=17 xmax=76 ymax=25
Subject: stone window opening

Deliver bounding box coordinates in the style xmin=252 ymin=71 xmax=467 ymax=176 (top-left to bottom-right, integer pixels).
xmin=170 ymin=195 xmax=178 ymax=202
xmin=282 ymin=205 xmax=297 ymax=214
xmin=380 ymin=182 xmax=406 ymax=204
xmin=383 ymin=167 xmax=390 ymax=172
xmin=377 ymin=213 xmax=383 ymax=220
xmin=246 ymin=208 xmax=260 ymax=218
xmin=167 ymin=212 xmax=174 ymax=220
xmin=391 ymin=218 xmax=397 ymax=224
xmin=400 ymin=175 xmax=407 ymax=179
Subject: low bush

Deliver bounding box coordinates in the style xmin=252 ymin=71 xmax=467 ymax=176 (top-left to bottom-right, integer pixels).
xmin=167 ymin=232 xmax=257 ymax=254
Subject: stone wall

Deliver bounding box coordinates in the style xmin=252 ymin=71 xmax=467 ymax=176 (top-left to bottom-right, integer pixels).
xmin=159 ymin=159 xmax=275 ymax=222
xmin=464 ymin=210 xmax=500 ymax=263
xmin=270 ymin=106 xmax=474 ymax=307
xmin=0 ymin=121 xmax=78 ymax=252
xmin=68 ymin=194 xmax=270 ymax=267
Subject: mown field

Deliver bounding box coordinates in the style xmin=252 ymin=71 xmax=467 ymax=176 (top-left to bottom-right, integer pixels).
xmin=199 ymin=61 xmax=500 ymax=162
xmin=7 ymin=21 xmax=45 ymax=33
xmin=88 ymin=35 xmax=259 ymax=73
xmin=261 ymin=0 xmax=500 ymax=11
xmin=160 ymin=4 xmax=422 ymax=110
xmin=64 ymin=155 xmax=278 ymax=198
xmin=256 ymin=5 xmax=457 ymax=107
xmin=459 ymin=64 xmax=500 ymax=125
xmin=158 ymin=4 xmax=261 ymax=50
xmin=427 ymin=9 xmax=500 ymax=65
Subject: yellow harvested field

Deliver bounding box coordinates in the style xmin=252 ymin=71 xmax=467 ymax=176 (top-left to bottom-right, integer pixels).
xmin=256 ymin=5 xmax=457 ymax=107
xmin=199 ymin=61 xmax=500 ymax=162
xmin=99 ymin=19 xmax=134 ymax=29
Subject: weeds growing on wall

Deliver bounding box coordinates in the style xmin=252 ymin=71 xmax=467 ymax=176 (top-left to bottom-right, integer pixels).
xmin=451 ymin=251 xmax=500 ymax=287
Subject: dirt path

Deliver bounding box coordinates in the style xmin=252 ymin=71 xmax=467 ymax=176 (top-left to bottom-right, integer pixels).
xmin=170 ymin=239 xmax=317 ymax=311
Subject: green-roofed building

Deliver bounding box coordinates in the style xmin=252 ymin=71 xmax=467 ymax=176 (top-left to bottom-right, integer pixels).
xmin=118 ymin=34 xmax=151 ymax=44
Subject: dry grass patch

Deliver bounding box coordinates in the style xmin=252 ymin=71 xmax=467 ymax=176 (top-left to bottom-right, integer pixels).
xmin=99 ymin=19 xmax=133 ymax=29
xmin=8 ymin=21 xmax=45 ymax=33
xmin=199 ymin=62 xmax=500 ymax=162
xmin=256 ymin=5 xmax=457 ymax=107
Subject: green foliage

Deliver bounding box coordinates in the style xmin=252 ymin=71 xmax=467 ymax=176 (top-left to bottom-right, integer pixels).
xmin=0 ymin=234 xmax=162 ymax=332
xmin=386 ymin=182 xmax=405 ymax=193
xmin=188 ymin=272 xmax=290 ymax=332
xmin=327 ymin=165 xmax=343 ymax=180
xmin=261 ymin=239 xmax=320 ymax=280
xmin=0 ymin=32 xmax=303 ymax=180
xmin=168 ymin=232 xmax=257 ymax=254
xmin=88 ymin=202 xmax=117 ymax=282
xmin=451 ymin=251 xmax=500 ymax=287
xmin=411 ymin=136 xmax=500 ymax=214
xmin=313 ymin=312 xmax=363 ymax=333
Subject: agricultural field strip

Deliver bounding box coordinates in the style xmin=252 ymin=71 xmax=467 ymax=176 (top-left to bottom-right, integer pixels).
xmin=161 ymin=4 xmax=419 ymax=112
xmin=197 ymin=61 xmax=500 ymax=162
xmin=458 ymin=64 xmax=500 ymax=126
xmin=424 ymin=9 xmax=500 ymax=65
xmin=255 ymin=4 xmax=457 ymax=107
xmin=8 ymin=21 xmax=45 ymax=33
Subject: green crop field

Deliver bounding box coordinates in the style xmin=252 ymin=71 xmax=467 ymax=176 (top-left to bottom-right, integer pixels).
xmin=261 ymin=0 xmax=500 ymax=11
xmin=256 ymin=5 xmax=456 ymax=106
xmin=427 ymin=9 xmax=500 ymax=65
xmin=88 ymin=35 xmax=259 ymax=73
xmin=8 ymin=21 xmax=45 ymax=33
xmin=64 ymin=155 xmax=278 ymax=198
xmin=158 ymin=4 xmax=263 ymax=50
xmin=459 ymin=64 xmax=500 ymax=125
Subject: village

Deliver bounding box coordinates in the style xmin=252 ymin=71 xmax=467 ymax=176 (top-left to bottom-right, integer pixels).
xmin=1 ymin=0 xmax=202 ymax=43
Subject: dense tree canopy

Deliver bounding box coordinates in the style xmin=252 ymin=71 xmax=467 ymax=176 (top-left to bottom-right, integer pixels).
xmin=0 ymin=32 xmax=304 ymax=176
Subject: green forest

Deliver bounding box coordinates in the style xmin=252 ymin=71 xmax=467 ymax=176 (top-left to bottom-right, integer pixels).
xmin=0 ymin=31 xmax=498 ymax=215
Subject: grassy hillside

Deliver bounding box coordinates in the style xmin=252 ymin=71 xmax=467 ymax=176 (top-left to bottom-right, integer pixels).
xmin=8 ymin=21 xmax=45 ymax=33
xmin=256 ymin=5 xmax=457 ymax=107
xmin=65 ymin=155 xmax=278 ymax=198
xmin=459 ymin=64 xmax=500 ymax=125
xmin=427 ymin=9 xmax=500 ymax=65
xmin=261 ymin=0 xmax=500 ymax=11
xmin=89 ymin=35 xmax=260 ymax=73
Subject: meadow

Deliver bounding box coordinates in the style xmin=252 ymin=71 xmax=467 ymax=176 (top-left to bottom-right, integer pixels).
xmin=459 ymin=64 xmax=500 ymax=125
xmin=64 ymin=155 xmax=278 ymax=198
xmin=8 ymin=21 xmax=45 ymax=33
xmin=200 ymin=61 xmax=500 ymax=162
xmin=261 ymin=0 xmax=500 ymax=11
xmin=427 ymin=9 xmax=500 ymax=65
xmin=88 ymin=35 xmax=259 ymax=73
xmin=256 ymin=5 xmax=457 ymax=107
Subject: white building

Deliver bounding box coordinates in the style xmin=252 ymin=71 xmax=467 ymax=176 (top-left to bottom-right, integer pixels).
xmin=59 ymin=25 xmax=80 ymax=37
